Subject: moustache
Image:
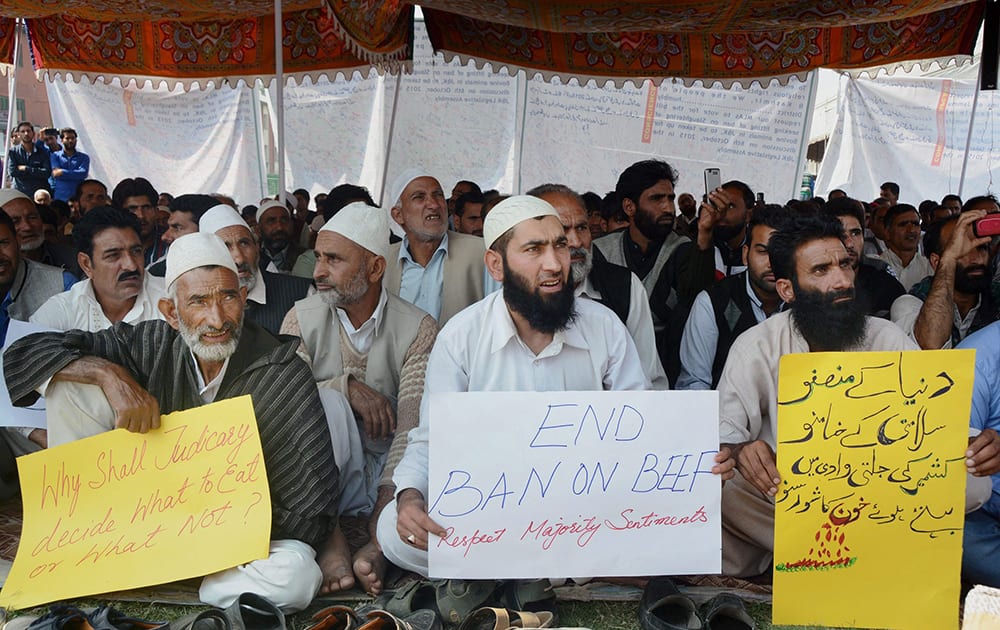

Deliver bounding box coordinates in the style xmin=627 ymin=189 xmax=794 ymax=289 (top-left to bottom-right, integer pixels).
xmin=117 ymin=270 xmax=141 ymax=282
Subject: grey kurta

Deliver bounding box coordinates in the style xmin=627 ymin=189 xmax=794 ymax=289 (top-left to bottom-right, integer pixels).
xmin=3 ymin=319 xmax=339 ymax=548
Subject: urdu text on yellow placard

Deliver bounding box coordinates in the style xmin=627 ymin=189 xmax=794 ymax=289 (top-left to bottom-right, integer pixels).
xmin=773 ymin=350 xmax=974 ymax=630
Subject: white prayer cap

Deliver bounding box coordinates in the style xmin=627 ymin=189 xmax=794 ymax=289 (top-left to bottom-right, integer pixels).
xmin=255 ymin=199 xmax=288 ymax=223
xmin=483 ymin=195 xmax=560 ymax=249
xmin=386 ymin=168 xmax=437 ymax=239
xmin=200 ymin=204 xmax=251 ymax=236
xmin=319 ymin=201 xmax=389 ymax=259
xmin=0 ymin=189 xmax=32 ymax=209
xmin=164 ymin=232 xmax=238 ymax=290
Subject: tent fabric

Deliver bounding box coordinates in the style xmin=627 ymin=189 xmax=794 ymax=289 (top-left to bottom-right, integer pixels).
xmin=0 ymin=0 xmax=987 ymax=87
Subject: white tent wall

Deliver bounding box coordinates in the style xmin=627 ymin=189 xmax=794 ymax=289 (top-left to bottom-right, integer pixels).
xmin=816 ymin=72 xmax=999 ymax=203
xmin=44 ymin=20 xmax=815 ymax=209
xmin=46 ymin=79 xmax=263 ymax=205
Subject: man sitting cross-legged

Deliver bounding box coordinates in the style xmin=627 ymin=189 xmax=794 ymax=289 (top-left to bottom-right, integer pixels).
xmin=281 ymin=202 xmax=438 ymax=596
xmin=3 ymin=232 xmax=340 ymax=612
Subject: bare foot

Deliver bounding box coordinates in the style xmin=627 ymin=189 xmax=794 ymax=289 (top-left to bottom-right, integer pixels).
xmin=318 ymin=526 xmax=356 ymax=594
xmin=353 ymin=540 xmax=387 ymax=595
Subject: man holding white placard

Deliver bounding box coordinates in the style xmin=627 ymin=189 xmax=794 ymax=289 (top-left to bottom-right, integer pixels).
xmin=378 ymin=195 xmax=737 ymax=578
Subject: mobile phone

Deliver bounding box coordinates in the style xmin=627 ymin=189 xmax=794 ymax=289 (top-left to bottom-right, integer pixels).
xmin=973 ymin=215 xmax=1000 ymax=237
xmin=704 ymin=168 xmax=722 ymax=196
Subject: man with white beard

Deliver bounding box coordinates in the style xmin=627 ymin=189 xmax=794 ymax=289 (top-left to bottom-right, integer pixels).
xmin=0 ymin=189 xmax=80 ymax=277
xmin=528 ymin=184 xmax=667 ymax=389
xmin=281 ymin=202 xmax=437 ymax=598
xmin=3 ymin=232 xmax=340 ymax=612
xmin=199 ymin=204 xmax=312 ymax=335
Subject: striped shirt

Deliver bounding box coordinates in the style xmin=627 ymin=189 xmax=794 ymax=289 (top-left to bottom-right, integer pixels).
xmin=3 ymin=319 xmax=339 ymax=548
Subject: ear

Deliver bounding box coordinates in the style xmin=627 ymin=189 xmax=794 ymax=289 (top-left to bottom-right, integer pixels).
xmin=621 ymin=197 xmax=636 ymax=219
xmin=484 ymin=249 xmax=504 ymax=283
xmin=390 ymin=205 xmax=404 ymax=227
xmin=742 ymin=244 xmax=750 ymax=267
xmin=929 ymin=251 xmax=940 ymax=271
xmin=369 ymin=254 xmax=387 ymax=283
xmin=159 ymin=297 xmax=179 ymax=330
xmin=776 ymin=278 xmax=795 ymax=304
xmin=78 ymin=252 xmax=95 ymax=279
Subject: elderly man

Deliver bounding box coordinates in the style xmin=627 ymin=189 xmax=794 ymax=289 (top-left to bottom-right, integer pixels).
xmin=3 ymin=232 xmax=339 ymax=612
xmin=0 ymin=189 xmax=80 ymax=277
xmin=0 ymin=210 xmax=76 ymax=344
xmin=281 ymin=202 xmax=437 ymax=596
xmin=384 ymin=170 xmax=487 ymax=325
xmin=257 ymin=199 xmax=306 ymax=273
xmin=378 ymin=195 xmax=676 ymax=576
xmin=714 ymin=213 xmax=990 ymax=577
xmin=527 ymin=183 xmax=667 ymax=389
xmin=200 ymin=204 xmax=311 ymax=335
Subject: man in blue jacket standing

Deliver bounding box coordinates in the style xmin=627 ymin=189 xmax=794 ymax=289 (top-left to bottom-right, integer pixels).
xmin=50 ymin=128 xmax=90 ymax=202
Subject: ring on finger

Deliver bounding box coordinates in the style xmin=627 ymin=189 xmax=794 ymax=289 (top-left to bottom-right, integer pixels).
xmin=406 ymin=534 xmax=416 ymax=544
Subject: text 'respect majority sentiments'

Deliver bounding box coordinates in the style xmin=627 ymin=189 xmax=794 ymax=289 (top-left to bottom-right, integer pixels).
xmin=427 ymin=390 xmax=721 ymax=579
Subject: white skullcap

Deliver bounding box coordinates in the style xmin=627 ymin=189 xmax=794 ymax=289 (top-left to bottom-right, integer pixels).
xmin=385 ymin=167 xmax=432 ymax=239
xmin=483 ymin=195 xmax=560 ymax=249
xmin=200 ymin=204 xmax=251 ymax=235
xmin=256 ymin=199 xmax=288 ymax=223
xmin=319 ymin=201 xmax=389 ymax=259
xmin=164 ymin=232 xmax=238 ymax=290
xmin=0 ymin=188 xmax=32 ymax=209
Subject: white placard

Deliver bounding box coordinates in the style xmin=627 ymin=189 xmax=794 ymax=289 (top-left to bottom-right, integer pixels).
xmin=1 ymin=320 xmax=56 ymax=429
xmin=427 ymin=390 xmax=721 ymax=579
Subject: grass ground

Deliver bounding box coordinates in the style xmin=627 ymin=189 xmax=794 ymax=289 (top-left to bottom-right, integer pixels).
xmin=8 ymin=599 xmax=857 ymax=630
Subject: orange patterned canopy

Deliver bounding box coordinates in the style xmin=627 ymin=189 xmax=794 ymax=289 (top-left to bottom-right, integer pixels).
xmin=0 ymin=0 xmax=986 ymax=87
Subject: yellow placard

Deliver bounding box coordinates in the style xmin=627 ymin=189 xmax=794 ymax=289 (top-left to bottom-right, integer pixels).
xmin=773 ymin=351 xmax=974 ymax=630
xmin=0 ymin=395 xmax=271 ymax=610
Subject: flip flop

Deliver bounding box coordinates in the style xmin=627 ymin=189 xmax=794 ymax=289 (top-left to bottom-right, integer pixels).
xmin=638 ymin=577 xmax=703 ymax=630
xmin=700 ymin=594 xmax=755 ymax=630
xmin=305 ymin=606 xmax=360 ymax=630
xmin=356 ymin=610 xmax=441 ymax=630
xmin=434 ymin=579 xmax=502 ymax=625
xmin=458 ymin=607 xmax=555 ymax=630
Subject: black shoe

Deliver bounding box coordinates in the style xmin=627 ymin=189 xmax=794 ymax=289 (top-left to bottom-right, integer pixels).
xmin=638 ymin=577 xmax=703 ymax=630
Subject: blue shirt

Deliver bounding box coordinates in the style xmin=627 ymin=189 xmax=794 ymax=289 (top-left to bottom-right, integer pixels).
xmin=398 ymin=233 xmax=450 ymax=321
xmin=50 ymin=150 xmax=90 ymax=202
xmin=958 ymin=321 xmax=1000 ymax=519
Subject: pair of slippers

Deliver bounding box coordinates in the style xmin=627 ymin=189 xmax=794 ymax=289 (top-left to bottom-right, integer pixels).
xmin=371 ymin=579 xmax=556 ymax=627
xmin=4 ymin=606 xmax=167 ymax=630
xmin=173 ymin=593 xmax=285 ymax=630
xmin=306 ymin=606 xmax=439 ymax=630
xmin=639 ymin=578 xmax=755 ymax=630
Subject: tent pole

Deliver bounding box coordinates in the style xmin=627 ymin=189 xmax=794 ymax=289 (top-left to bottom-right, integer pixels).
xmin=273 ymin=0 xmax=285 ymax=200
xmin=379 ymin=73 xmax=403 ymax=205
xmin=959 ymin=71 xmax=983 ymax=198
xmin=2 ymin=19 xmax=22 ymax=188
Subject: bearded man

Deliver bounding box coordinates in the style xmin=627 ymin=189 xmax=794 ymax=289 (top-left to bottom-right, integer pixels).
xmin=3 ymin=232 xmax=339 ymax=612
xmin=712 ymin=213 xmax=992 ymax=577
xmin=891 ymin=210 xmax=999 ymax=349
xmin=378 ymin=195 xmax=657 ymax=577
xmin=280 ymin=202 xmax=438 ymax=597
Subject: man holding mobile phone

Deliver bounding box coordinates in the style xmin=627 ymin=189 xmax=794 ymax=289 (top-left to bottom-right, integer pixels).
xmin=890 ymin=209 xmax=998 ymax=348
xmin=691 ymin=177 xmax=756 ymax=280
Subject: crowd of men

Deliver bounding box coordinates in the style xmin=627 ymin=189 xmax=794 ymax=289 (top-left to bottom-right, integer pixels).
xmin=2 ymin=146 xmax=1000 ymax=617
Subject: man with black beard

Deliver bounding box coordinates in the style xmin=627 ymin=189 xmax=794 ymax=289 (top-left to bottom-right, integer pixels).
xmin=713 ymin=213 xmax=919 ymax=577
xmin=280 ymin=202 xmax=438 ymax=597
xmin=593 ymin=160 xmax=704 ymax=385
xmin=691 ymin=180 xmax=756 ymax=279
xmin=891 ymin=210 xmax=998 ymax=349
xmin=381 ymin=195 xmax=652 ymax=577
xmin=528 ymin=183 xmax=667 ymax=389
